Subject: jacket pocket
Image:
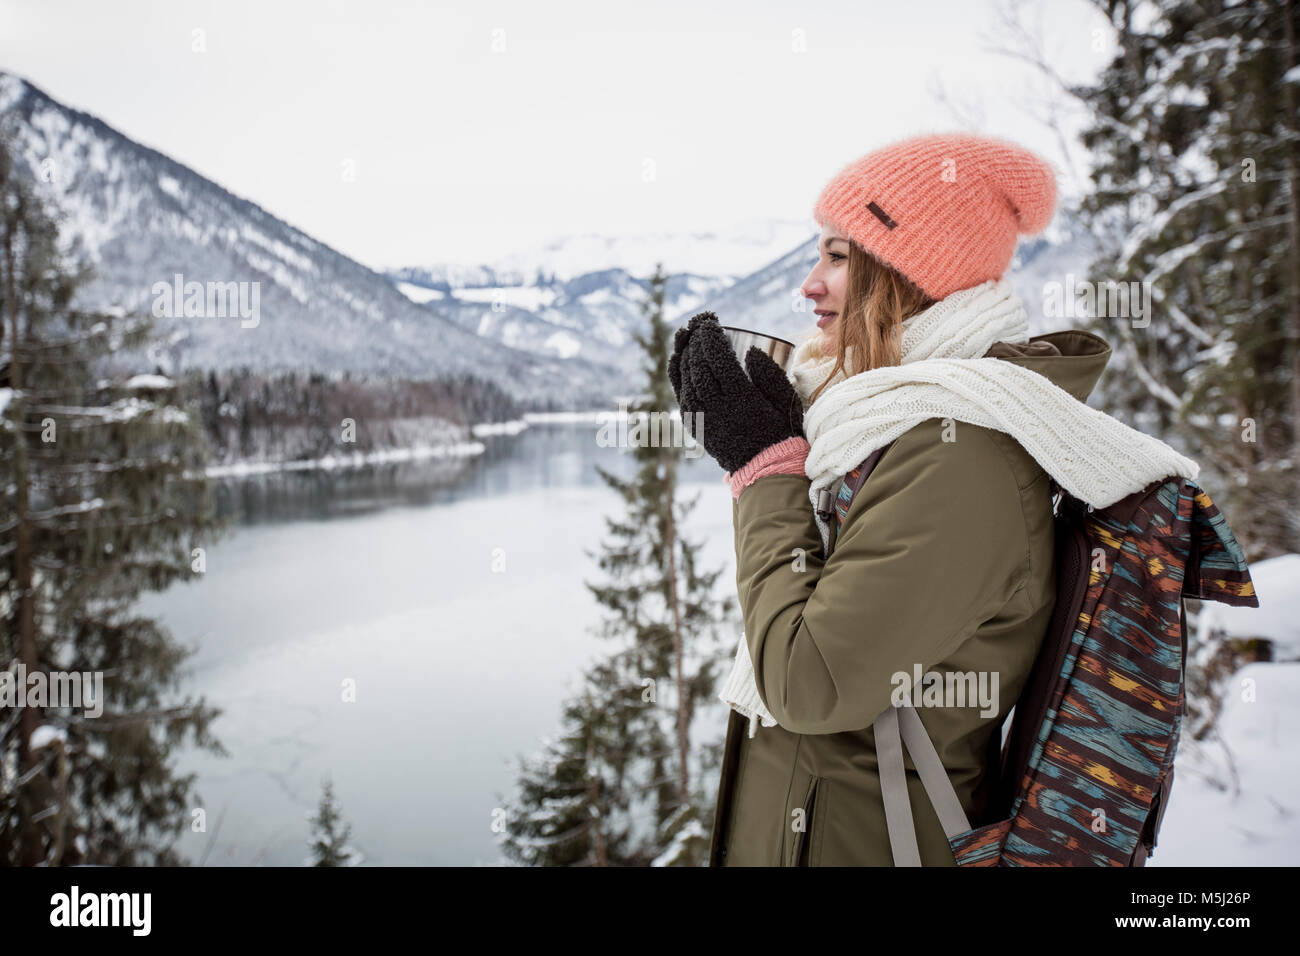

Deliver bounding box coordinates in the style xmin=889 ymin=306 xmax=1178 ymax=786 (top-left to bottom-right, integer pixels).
xmin=790 ymin=776 xmax=823 ymax=867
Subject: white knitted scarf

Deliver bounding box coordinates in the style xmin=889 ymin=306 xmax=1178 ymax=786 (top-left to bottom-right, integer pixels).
xmin=718 ymin=276 xmax=1200 ymax=736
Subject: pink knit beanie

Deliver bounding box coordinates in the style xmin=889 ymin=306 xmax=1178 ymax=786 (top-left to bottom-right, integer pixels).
xmin=812 ymin=132 xmax=1058 ymax=300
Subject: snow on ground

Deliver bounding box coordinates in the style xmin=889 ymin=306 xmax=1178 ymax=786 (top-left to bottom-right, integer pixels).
xmin=470 ymin=420 xmax=528 ymax=437
xmin=123 ymin=373 xmax=174 ymax=390
xmin=1152 ymin=553 xmax=1300 ymax=865
xmin=1153 ymin=662 xmax=1300 ymax=866
xmin=202 ymin=440 xmax=486 ymax=478
xmin=393 ymin=281 xmax=445 ymax=304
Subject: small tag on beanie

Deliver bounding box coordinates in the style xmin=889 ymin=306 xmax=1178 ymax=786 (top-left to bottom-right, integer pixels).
xmin=866 ymin=201 xmax=897 ymax=229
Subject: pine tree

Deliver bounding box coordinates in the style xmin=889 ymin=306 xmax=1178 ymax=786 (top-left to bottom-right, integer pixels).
xmin=1072 ymin=0 xmax=1300 ymax=558
xmin=496 ymin=659 xmax=643 ymax=866
xmin=0 ymin=126 xmax=226 ymax=865
xmin=307 ymin=778 xmax=360 ymax=866
xmin=582 ymin=263 xmax=736 ymax=862
xmin=496 ymin=264 xmax=737 ymax=865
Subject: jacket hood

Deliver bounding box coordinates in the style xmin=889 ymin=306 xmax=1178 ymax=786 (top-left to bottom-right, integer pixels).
xmin=982 ymin=329 xmax=1111 ymax=403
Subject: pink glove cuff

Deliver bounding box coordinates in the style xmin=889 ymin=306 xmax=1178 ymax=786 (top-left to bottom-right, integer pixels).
xmin=723 ymin=436 xmax=810 ymax=499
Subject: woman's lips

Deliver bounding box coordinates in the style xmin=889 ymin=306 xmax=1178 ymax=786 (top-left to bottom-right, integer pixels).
xmin=816 ymin=312 xmax=837 ymax=329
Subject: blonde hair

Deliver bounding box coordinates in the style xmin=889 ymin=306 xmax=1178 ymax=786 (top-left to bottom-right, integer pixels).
xmin=807 ymin=241 xmax=937 ymax=406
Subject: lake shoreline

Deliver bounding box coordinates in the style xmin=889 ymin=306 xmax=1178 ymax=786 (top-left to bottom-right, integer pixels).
xmin=200 ymin=408 xmax=686 ymax=479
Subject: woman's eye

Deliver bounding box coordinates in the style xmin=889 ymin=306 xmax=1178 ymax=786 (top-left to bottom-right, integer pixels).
xmin=829 ymin=253 xmax=845 ymax=262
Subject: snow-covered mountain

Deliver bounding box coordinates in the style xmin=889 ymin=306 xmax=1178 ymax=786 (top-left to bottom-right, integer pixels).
xmin=384 ymin=223 xmax=820 ymax=376
xmin=0 ymin=71 xmax=622 ymax=407
xmin=387 ymin=264 xmax=732 ymax=376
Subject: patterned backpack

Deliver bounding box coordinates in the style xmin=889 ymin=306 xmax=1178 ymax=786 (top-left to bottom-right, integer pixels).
xmin=820 ymin=451 xmax=1259 ymax=866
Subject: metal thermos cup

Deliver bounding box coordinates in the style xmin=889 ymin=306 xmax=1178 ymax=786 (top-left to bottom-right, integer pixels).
xmin=719 ymin=326 xmax=797 ymax=376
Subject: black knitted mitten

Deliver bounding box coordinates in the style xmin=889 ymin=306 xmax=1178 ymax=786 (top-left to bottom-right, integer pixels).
xmin=667 ymin=312 xmax=804 ymax=474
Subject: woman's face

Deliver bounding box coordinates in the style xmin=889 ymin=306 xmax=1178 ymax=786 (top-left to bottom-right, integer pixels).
xmin=799 ymin=223 xmax=849 ymax=341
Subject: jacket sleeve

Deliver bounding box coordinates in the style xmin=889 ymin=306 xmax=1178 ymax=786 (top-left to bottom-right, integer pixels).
xmin=734 ymin=421 xmax=1031 ymax=735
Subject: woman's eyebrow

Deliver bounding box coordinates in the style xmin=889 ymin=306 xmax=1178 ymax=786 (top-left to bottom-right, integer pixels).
xmin=820 ymin=236 xmax=846 ymax=250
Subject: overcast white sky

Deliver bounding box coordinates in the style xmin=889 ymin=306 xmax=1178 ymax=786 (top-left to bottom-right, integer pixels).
xmin=0 ymin=0 xmax=1108 ymax=272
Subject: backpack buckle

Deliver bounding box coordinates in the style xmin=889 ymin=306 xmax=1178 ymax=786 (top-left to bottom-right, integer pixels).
xmin=815 ymin=488 xmax=835 ymax=523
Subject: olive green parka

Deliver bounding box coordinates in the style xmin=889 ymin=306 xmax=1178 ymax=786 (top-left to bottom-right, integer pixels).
xmin=708 ymin=330 xmax=1112 ymax=866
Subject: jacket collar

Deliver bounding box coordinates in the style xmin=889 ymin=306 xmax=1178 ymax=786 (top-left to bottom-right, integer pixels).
xmin=985 ymin=329 xmax=1111 ymax=403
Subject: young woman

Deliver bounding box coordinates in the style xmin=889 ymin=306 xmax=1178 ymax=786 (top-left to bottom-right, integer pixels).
xmin=668 ymin=132 xmax=1198 ymax=866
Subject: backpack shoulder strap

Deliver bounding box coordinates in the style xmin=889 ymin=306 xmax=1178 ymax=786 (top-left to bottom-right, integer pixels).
xmin=875 ymin=701 xmax=973 ymax=866
xmin=816 ymin=441 xmax=896 ymax=533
